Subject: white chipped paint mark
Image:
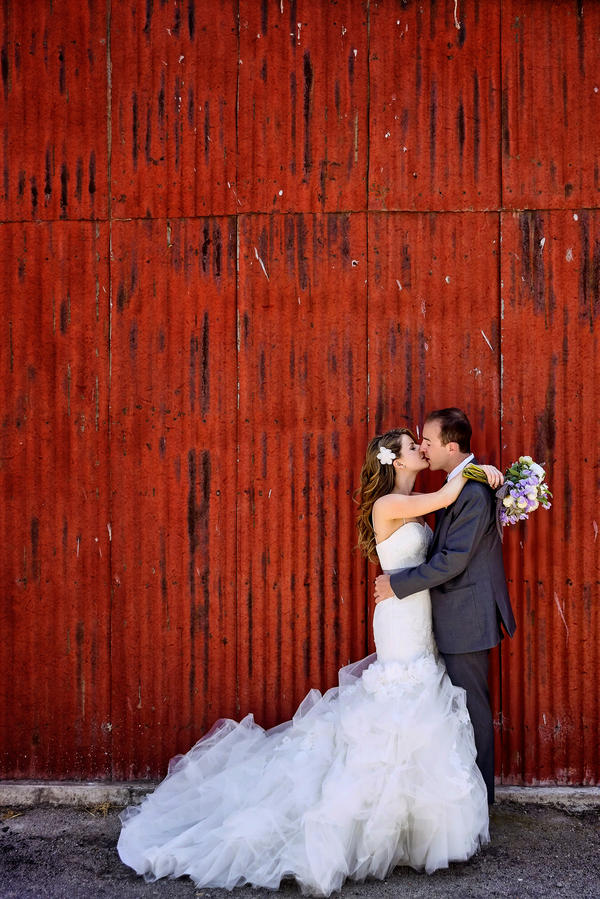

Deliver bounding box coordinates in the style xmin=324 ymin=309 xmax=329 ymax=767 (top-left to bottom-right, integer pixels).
xmin=268 ymin=489 xmax=272 ymax=498
xmin=397 ymin=20 xmax=400 ymax=24
xmin=115 ymin=576 xmax=121 ymax=586
xmin=481 ymin=330 xmax=494 ymax=352
xmin=226 ymin=182 xmax=242 ymax=206
xmin=341 ymin=25 xmax=346 ymax=36
xmin=403 ymin=146 xmax=407 ymax=152
xmin=254 ymin=247 xmax=270 ymax=280
xmin=574 ymin=213 xmax=579 ymax=220
xmin=107 ymin=523 xmax=112 ymax=541
xmin=353 ymin=49 xmax=357 ymax=57
xmin=554 ymin=593 xmax=570 ymax=645
xmin=137 ymin=683 xmax=142 ymax=709
xmin=445 ymin=275 xmax=450 ymax=283
xmin=543 ymin=714 xmax=547 ymax=725
xmin=470 ymin=368 xmax=482 ymax=377
xmin=396 ymin=280 xmax=402 ymax=291
xmin=297 ymin=22 xmax=301 ymax=42
xmin=416 ymin=425 xmax=420 ymax=438
xmin=279 ymin=189 xmax=283 ymax=195
xmin=594 ymin=520 xmax=598 ymax=542
xmin=352 ymin=259 xmax=359 ymax=267
xmin=453 ymin=0 xmax=461 ymax=29
xmin=77 ymin=537 xmax=80 ymax=558
xmin=566 ymin=247 xmax=574 ymax=261
xmin=385 ymin=132 xmax=390 ymax=138
xmin=298 ymin=296 xmax=301 ymax=304
xmin=179 ymin=55 xmax=184 ymax=63
xmin=540 ymin=237 xmax=545 ymax=252
xmin=424 ymin=341 xmax=429 ymax=350
xmin=280 ymin=0 xmax=284 ymax=12
xmin=406 ymin=23 xmax=408 ymax=31
xmin=421 ymin=299 xmax=426 ymax=318
xmin=596 ymin=87 xmax=599 ymax=93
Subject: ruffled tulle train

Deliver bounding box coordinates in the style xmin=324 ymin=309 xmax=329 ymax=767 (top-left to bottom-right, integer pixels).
xmin=118 ymin=652 xmax=489 ymax=896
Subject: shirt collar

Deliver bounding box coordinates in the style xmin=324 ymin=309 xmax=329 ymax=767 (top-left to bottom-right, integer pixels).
xmin=446 ymin=453 xmax=474 ymax=481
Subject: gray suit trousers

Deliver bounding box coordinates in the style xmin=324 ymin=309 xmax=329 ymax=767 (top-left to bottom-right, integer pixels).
xmin=441 ymin=649 xmax=495 ymax=805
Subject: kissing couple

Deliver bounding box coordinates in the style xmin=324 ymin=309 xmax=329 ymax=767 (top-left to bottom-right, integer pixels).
xmin=119 ymin=407 xmax=516 ymax=896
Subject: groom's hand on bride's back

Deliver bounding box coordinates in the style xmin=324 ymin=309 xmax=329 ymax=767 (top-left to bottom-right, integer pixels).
xmin=374 ymin=574 xmax=395 ymax=604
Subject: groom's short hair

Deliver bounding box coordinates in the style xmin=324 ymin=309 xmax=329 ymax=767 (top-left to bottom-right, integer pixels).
xmin=425 ymin=408 xmax=472 ymax=453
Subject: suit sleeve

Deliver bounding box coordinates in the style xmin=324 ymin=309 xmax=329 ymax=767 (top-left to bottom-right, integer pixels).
xmin=389 ymin=487 xmax=492 ymax=601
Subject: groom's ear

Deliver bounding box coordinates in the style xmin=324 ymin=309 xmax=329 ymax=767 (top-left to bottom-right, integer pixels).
xmin=446 ymin=441 xmax=460 ymax=456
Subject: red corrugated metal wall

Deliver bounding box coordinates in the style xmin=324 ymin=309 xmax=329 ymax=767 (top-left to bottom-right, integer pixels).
xmin=1 ymin=0 xmax=598 ymax=784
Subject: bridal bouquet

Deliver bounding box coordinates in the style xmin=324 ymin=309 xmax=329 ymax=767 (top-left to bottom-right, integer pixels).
xmin=463 ymin=455 xmax=552 ymax=537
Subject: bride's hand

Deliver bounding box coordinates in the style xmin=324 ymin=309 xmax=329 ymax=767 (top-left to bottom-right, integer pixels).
xmin=479 ymin=465 xmax=504 ymax=489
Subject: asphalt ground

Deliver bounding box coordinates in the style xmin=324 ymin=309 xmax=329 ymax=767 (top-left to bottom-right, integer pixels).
xmin=1 ymin=803 xmax=599 ymax=899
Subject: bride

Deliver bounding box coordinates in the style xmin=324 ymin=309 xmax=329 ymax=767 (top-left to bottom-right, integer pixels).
xmin=118 ymin=427 xmax=503 ymax=896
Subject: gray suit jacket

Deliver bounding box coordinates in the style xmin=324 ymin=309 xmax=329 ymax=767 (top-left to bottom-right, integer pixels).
xmin=389 ymin=473 xmax=516 ymax=654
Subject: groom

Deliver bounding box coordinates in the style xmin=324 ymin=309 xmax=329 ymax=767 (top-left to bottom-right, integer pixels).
xmin=374 ymin=408 xmax=516 ymax=804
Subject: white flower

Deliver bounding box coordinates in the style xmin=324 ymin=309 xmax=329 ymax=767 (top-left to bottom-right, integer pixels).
xmin=527 ymin=492 xmax=537 ymax=500
xmin=517 ymin=498 xmax=528 ymax=509
xmin=530 ymin=462 xmax=545 ymax=478
xmin=377 ymin=446 xmax=396 ymax=465
xmin=519 ymin=455 xmax=533 ymax=464
xmin=503 ymin=496 xmax=515 ymax=508
xmin=530 ymin=500 xmax=539 ymax=511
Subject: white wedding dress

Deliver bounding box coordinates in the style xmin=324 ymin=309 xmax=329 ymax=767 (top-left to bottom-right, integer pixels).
xmin=118 ymin=522 xmax=489 ymax=896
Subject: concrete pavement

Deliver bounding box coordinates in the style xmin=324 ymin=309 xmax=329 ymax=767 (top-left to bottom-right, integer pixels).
xmin=1 ymin=794 xmax=599 ymax=899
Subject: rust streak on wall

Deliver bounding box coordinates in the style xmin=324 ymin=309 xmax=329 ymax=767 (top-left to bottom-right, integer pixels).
xmin=109 ymin=217 xmax=238 ymax=778
xmin=237 ymin=212 xmax=368 ymax=727
xmin=0 ymin=0 xmax=599 ymax=785
xmin=0 ymin=222 xmax=111 ymax=777
xmin=501 ymin=209 xmax=600 ymax=784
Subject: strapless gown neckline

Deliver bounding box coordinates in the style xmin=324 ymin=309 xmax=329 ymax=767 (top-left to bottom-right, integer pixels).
xmin=376 ymin=519 xmax=427 ymax=546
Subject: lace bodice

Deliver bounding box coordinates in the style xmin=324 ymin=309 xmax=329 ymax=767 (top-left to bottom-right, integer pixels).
xmin=373 ymin=522 xmax=435 ymax=665
xmin=376 ymin=521 xmax=432 ymax=572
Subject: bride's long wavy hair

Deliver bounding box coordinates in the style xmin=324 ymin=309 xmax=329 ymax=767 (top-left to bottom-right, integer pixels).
xmin=354 ymin=428 xmax=417 ymax=563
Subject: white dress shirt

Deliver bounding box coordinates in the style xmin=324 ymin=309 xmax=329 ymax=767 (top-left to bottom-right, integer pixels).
xmin=446 ymin=453 xmax=474 ymax=481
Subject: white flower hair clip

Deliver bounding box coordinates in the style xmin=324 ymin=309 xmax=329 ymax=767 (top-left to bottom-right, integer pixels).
xmin=376 ymin=446 xmax=396 ymax=465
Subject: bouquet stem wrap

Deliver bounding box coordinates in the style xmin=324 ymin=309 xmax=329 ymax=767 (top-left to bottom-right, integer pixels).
xmin=462 ymin=464 xmax=508 ymax=540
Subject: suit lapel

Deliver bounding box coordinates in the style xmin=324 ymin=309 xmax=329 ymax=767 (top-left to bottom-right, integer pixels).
xmin=427 ymin=457 xmax=478 ymax=560
xmin=428 ymin=507 xmax=445 ymax=560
